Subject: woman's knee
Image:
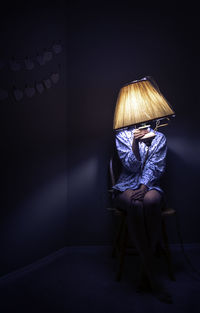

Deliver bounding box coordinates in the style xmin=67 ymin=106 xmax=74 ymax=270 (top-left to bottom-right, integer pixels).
xmin=115 ymin=190 xmax=132 ymax=210
xmin=143 ymin=190 xmax=162 ymax=210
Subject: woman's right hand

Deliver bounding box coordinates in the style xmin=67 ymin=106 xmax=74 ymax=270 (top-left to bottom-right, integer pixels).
xmin=134 ymin=129 xmax=149 ymax=142
xmin=132 ymin=129 xmax=148 ymax=161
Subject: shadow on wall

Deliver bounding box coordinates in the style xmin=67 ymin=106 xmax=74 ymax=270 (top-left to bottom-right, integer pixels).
xmin=0 ymin=167 xmax=67 ymax=276
xmin=162 ymin=136 xmax=200 ymax=243
xmin=66 ymin=141 xmax=112 ymax=245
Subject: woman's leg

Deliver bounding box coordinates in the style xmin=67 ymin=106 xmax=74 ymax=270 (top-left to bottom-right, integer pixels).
xmin=143 ymin=190 xmax=163 ymax=253
xmin=115 ymin=190 xmax=156 ymax=285
xmin=115 ymin=189 xmax=172 ymax=303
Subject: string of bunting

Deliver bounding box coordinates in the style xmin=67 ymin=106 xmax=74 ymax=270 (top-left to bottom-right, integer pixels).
xmin=0 ymin=41 xmax=62 ymax=72
xmin=0 ymin=70 xmax=61 ymax=101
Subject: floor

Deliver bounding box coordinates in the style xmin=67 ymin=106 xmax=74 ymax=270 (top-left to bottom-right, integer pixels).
xmin=0 ymin=244 xmax=200 ymax=313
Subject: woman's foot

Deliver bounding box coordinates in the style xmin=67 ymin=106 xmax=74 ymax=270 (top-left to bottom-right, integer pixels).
xmin=142 ymin=267 xmax=173 ymax=304
xmin=149 ymin=279 xmax=173 ymax=304
xmin=151 ymin=286 xmax=173 ymax=304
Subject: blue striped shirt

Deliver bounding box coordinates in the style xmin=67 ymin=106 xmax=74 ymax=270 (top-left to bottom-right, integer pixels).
xmin=113 ymin=127 xmax=167 ymax=193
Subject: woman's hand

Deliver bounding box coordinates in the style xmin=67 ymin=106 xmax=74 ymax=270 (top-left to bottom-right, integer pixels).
xmin=124 ymin=185 xmax=148 ymax=201
xmin=132 ymin=185 xmax=148 ymax=200
xmin=132 ymin=129 xmax=149 ymax=161
xmin=134 ymin=129 xmax=149 ymax=142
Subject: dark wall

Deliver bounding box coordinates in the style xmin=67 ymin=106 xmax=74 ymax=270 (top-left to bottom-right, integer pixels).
xmin=0 ymin=2 xmax=200 ymax=276
xmin=0 ymin=4 xmax=67 ymax=276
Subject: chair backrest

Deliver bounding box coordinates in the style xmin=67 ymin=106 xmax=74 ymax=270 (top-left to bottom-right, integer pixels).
xmin=109 ymin=149 xmax=122 ymax=188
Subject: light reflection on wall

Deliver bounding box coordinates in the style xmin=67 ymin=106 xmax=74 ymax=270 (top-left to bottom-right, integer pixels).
xmin=65 ymin=155 xmax=105 ymax=245
xmin=1 ymin=173 xmax=68 ymax=241
xmin=167 ymin=137 xmax=200 ymax=165
xmin=1 ymin=157 xmax=99 ymax=247
xmin=68 ymin=157 xmax=98 ymax=198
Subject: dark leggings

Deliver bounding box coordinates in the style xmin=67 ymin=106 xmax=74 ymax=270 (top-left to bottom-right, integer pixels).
xmin=114 ymin=188 xmax=163 ymax=284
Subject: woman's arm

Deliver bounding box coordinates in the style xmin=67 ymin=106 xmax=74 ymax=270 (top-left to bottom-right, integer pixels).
xmin=140 ymin=133 xmax=167 ymax=188
xmin=132 ymin=129 xmax=149 ymax=161
xmin=116 ymin=129 xmax=142 ymax=173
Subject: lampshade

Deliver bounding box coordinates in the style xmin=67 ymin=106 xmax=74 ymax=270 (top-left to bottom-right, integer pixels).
xmin=113 ymin=77 xmax=175 ymax=130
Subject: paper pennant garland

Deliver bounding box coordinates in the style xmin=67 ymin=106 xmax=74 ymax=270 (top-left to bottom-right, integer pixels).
xmin=50 ymin=72 xmax=60 ymax=84
xmin=25 ymin=57 xmax=35 ymax=70
xmin=52 ymin=43 xmax=62 ymax=54
xmin=36 ymin=54 xmax=45 ymax=66
xmin=43 ymin=50 xmax=53 ymax=63
xmin=43 ymin=78 xmax=52 ymax=89
xmin=13 ymin=88 xmax=24 ymax=101
xmin=24 ymin=85 xmax=36 ymax=98
xmin=1 ymin=68 xmax=61 ymax=101
xmin=5 ymin=41 xmax=63 ymax=71
xmin=35 ymin=82 xmax=44 ymax=94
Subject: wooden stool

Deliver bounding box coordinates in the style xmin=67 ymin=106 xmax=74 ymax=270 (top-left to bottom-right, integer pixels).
xmin=108 ymin=205 xmax=176 ymax=282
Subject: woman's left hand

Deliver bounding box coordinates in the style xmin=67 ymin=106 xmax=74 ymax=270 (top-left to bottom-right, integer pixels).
xmin=131 ymin=185 xmax=148 ymax=201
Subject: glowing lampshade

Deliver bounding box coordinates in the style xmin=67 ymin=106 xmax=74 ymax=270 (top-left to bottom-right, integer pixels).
xmin=113 ymin=77 xmax=175 ymax=130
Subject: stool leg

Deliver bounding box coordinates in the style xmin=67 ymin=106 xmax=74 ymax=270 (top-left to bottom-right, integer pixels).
xmin=162 ymin=218 xmax=176 ymax=281
xmin=116 ymin=220 xmax=128 ymax=281
xmin=112 ymin=215 xmax=125 ymax=258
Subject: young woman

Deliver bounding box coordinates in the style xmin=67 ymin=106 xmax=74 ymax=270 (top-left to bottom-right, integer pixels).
xmin=113 ymin=125 xmax=172 ymax=303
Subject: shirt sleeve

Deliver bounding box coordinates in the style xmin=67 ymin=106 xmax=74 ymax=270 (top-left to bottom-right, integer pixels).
xmin=140 ymin=133 xmax=167 ymax=188
xmin=115 ymin=130 xmax=142 ymax=173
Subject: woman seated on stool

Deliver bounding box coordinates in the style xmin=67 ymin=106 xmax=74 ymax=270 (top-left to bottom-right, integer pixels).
xmin=113 ymin=125 xmax=172 ymax=303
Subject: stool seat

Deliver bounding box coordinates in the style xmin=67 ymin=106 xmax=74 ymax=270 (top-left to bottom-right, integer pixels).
xmin=162 ymin=208 xmax=176 ymax=216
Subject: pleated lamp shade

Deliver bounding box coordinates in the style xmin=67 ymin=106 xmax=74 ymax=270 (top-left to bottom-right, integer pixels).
xmin=113 ymin=78 xmax=175 ymax=130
